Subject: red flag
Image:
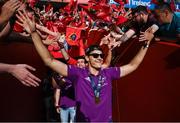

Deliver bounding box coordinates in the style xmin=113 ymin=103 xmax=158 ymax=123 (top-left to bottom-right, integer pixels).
xmin=13 ymin=22 xmax=23 ymax=33
xmin=70 ymin=0 xmax=78 ymax=8
xmin=87 ymin=29 xmax=108 ymax=46
xmin=170 ymin=0 xmax=176 ymax=12
xmin=79 ymin=4 xmax=97 ymax=20
xmin=45 ymin=3 xmax=52 ymax=12
xmin=66 ymin=26 xmax=83 ymax=46
xmin=116 ymin=16 xmax=128 ymax=25
xmin=46 ymin=21 xmax=54 ymax=31
xmin=64 ymin=0 xmax=78 ymax=13
xmin=111 ymin=4 xmax=119 ymax=12
xmin=97 ymin=11 xmax=107 ymax=18
xmin=101 ymin=0 xmax=109 ymax=4
xmin=47 ymin=41 xmax=63 ymax=59
xmin=27 ymin=0 xmax=38 ymax=8
xmin=80 ymin=4 xmax=111 ymax=22
xmin=79 ymin=39 xmax=85 ymax=56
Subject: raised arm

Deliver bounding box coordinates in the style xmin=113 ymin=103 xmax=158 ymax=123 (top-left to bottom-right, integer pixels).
xmin=57 ymin=35 xmax=71 ymax=61
xmin=102 ymin=47 xmax=112 ymax=68
xmin=16 ymin=10 xmax=68 ymax=77
xmin=120 ymin=31 xmax=154 ymax=77
xmin=116 ymin=29 xmax=135 ymax=43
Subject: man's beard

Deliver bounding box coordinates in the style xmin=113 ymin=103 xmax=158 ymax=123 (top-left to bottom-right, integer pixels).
xmin=138 ymin=18 xmax=145 ymax=27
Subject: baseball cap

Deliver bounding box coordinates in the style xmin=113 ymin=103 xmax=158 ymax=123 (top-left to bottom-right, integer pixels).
xmin=85 ymin=45 xmax=103 ymax=55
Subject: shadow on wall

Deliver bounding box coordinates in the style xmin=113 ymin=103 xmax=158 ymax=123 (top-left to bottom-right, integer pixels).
xmin=164 ymin=49 xmax=180 ymax=69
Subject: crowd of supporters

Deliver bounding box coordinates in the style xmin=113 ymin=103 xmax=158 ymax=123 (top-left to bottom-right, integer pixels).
xmin=0 ymin=0 xmax=179 ymax=122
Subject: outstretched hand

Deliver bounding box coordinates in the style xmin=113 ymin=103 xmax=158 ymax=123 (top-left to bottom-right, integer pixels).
xmin=100 ymin=34 xmax=122 ymax=50
xmin=139 ymin=31 xmax=154 ymax=42
xmin=0 ymin=0 xmax=21 ymax=24
xmin=10 ymin=64 xmax=41 ymax=87
xmin=58 ymin=34 xmax=66 ymax=43
xmin=16 ymin=10 xmax=36 ymax=34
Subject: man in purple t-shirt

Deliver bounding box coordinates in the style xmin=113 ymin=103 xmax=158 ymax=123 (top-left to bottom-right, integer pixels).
xmin=18 ymin=10 xmax=154 ymax=122
xmin=67 ymin=46 xmax=120 ymax=121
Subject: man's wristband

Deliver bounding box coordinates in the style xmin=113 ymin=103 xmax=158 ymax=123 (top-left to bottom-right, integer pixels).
xmin=30 ymin=30 xmax=37 ymax=35
xmin=55 ymin=105 xmax=60 ymax=108
xmin=143 ymin=42 xmax=149 ymax=49
xmin=58 ymin=42 xmax=64 ymax=49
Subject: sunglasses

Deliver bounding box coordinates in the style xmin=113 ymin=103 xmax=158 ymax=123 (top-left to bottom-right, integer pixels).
xmin=89 ymin=53 xmax=104 ymax=59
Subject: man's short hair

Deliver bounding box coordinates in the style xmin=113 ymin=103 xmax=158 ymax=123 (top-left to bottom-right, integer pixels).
xmin=85 ymin=45 xmax=103 ymax=55
xmin=75 ymin=56 xmax=85 ymax=60
xmin=155 ymin=2 xmax=173 ymax=13
xmin=0 ymin=0 xmax=7 ymax=7
xmin=132 ymin=5 xmax=148 ymax=15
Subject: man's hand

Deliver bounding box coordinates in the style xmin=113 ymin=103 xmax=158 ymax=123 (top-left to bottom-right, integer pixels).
xmin=110 ymin=31 xmax=123 ymax=40
xmin=16 ymin=10 xmax=36 ymax=34
xmin=58 ymin=34 xmax=65 ymax=43
xmin=100 ymin=33 xmax=123 ymax=49
xmin=56 ymin=106 xmax=61 ymax=114
xmin=43 ymin=36 xmax=57 ymax=45
xmin=110 ymin=40 xmax=122 ymax=49
xmin=10 ymin=64 xmax=41 ymax=87
xmin=100 ymin=34 xmax=110 ymax=46
xmin=0 ymin=0 xmax=21 ymax=24
xmin=139 ymin=31 xmax=154 ymax=42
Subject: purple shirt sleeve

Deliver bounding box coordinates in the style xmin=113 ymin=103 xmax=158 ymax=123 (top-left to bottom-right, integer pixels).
xmin=104 ymin=67 xmax=121 ymax=80
xmin=67 ymin=65 xmax=80 ymax=83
